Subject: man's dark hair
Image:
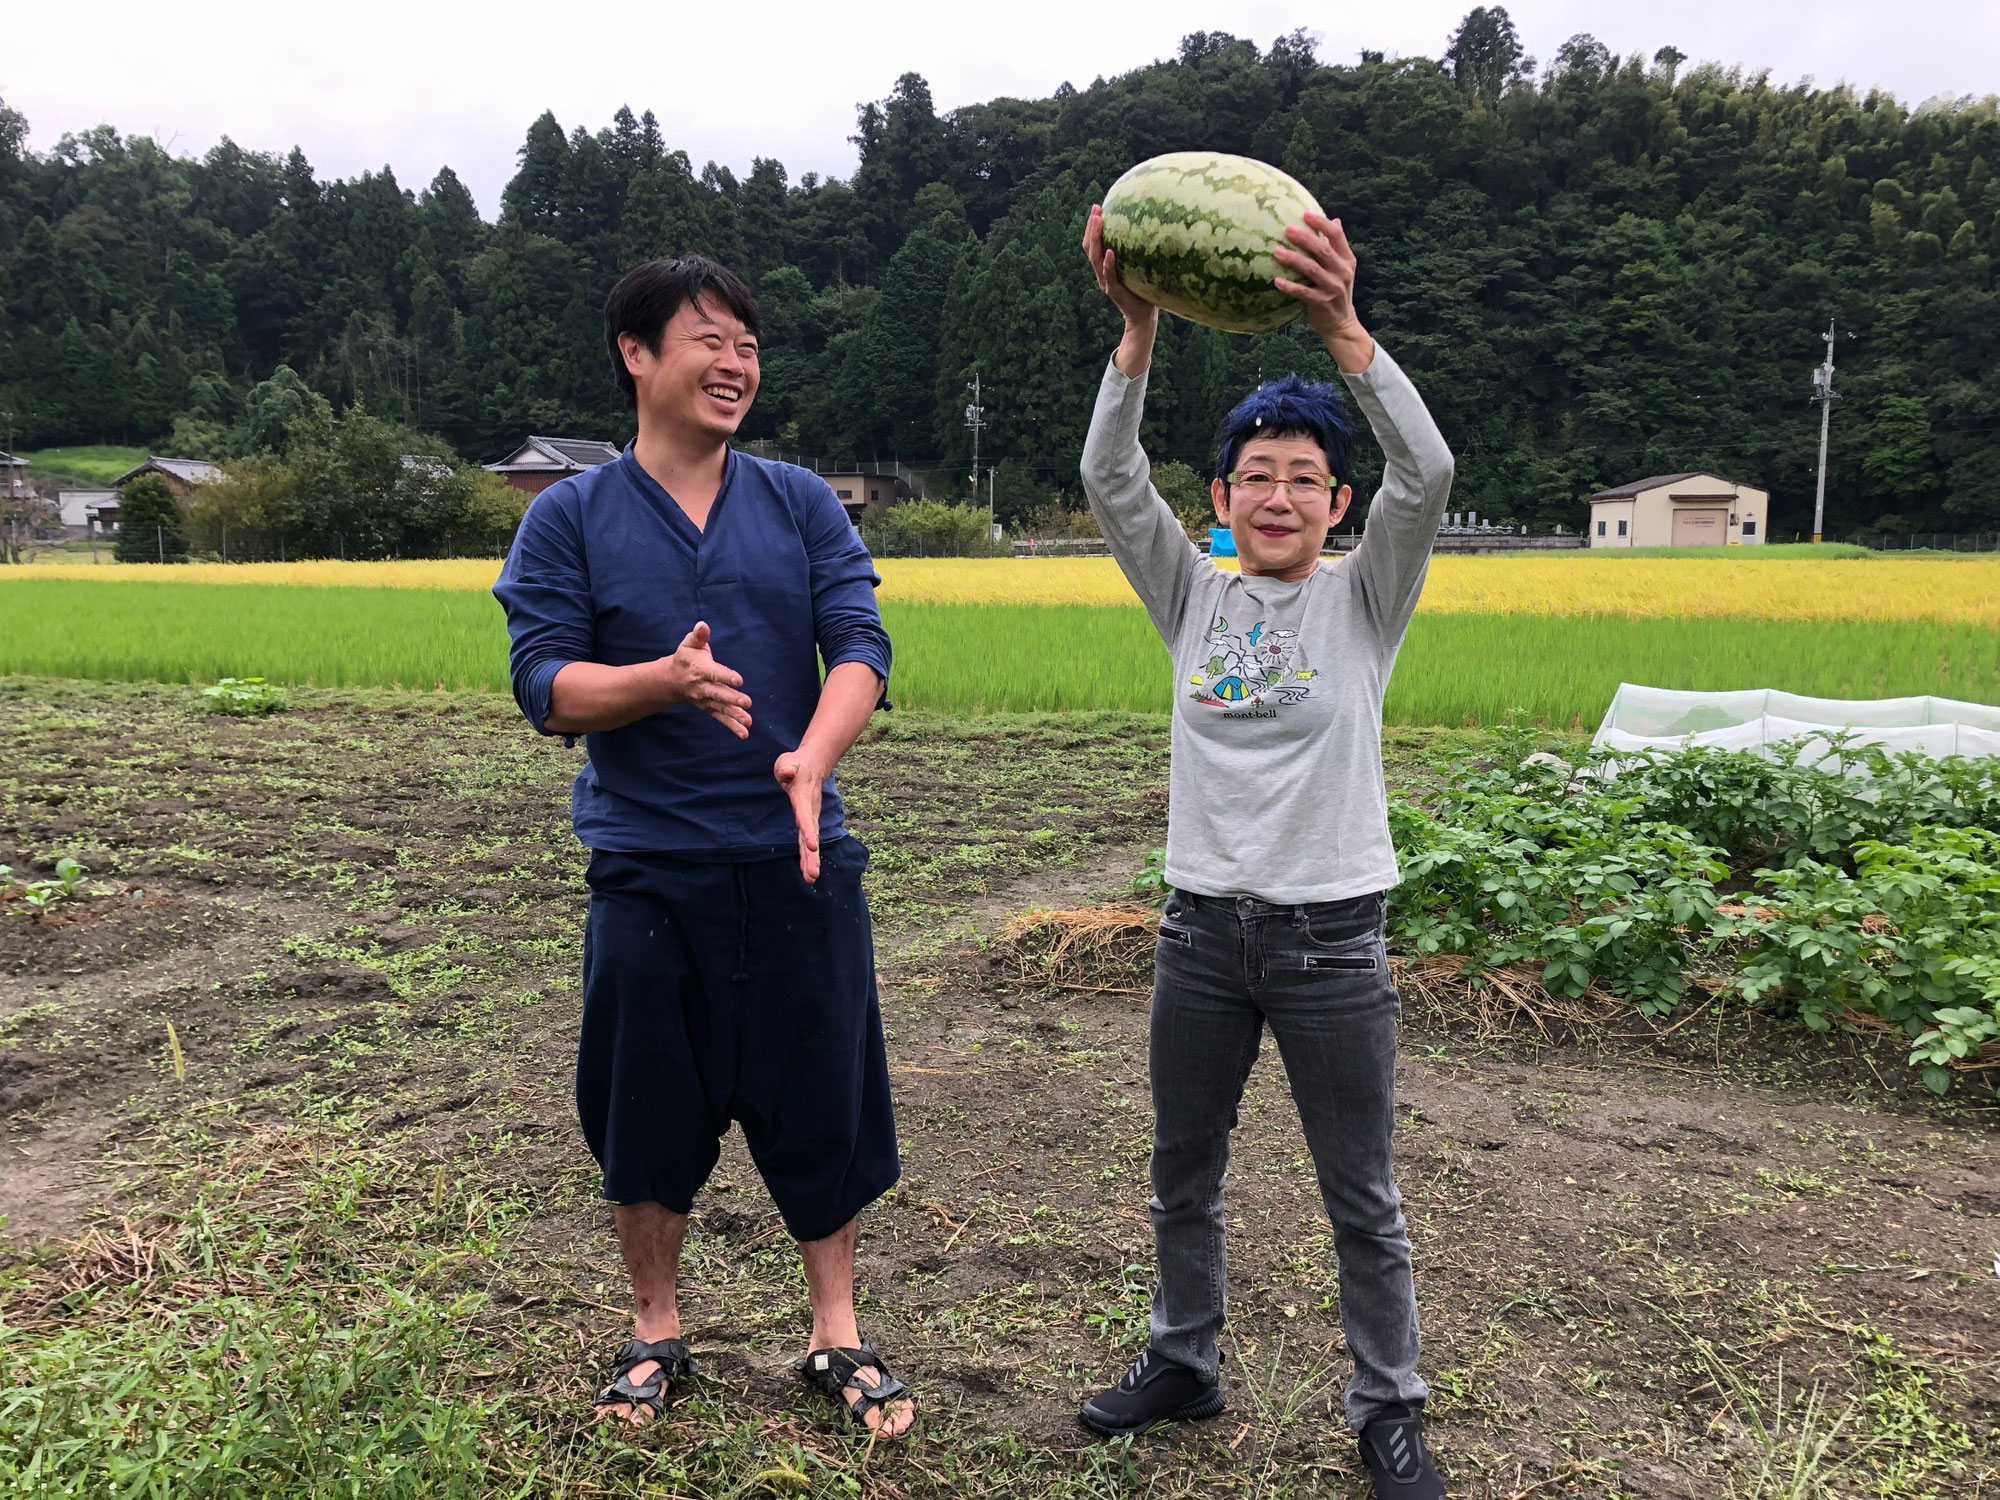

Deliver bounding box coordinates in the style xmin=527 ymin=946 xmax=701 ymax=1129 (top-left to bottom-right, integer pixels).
xmin=603 ymin=255 xmax=762 ymax=406
xmin=1212 ymin=374 xmax=1356 ymax=493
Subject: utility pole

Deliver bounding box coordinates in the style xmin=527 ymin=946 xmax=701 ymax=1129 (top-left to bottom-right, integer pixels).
xmin=963 ymin=374 xmax=985 ymax=506
xmin=987 ymin=465 xmax=996 ymax=535
xmin=1809 ymin=319 xmax=1838 ymax=544
xmin=1 ymin=410 xmax=15 ymax=567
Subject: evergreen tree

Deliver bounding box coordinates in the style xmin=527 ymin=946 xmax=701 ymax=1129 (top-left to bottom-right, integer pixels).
xmin=2 ymin=19 xmax=1998 ymax=535
xmin=114 ymin=473 xmax=186 ymax=562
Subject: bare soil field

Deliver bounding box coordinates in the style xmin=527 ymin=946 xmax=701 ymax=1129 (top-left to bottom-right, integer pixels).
xmin=1 ymin=677 xmax=1994 ymax=1497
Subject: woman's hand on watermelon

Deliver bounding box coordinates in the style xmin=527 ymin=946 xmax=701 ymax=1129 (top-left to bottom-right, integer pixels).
xmin=1084 ymin=204 xmax=1159 ymax=376
xmin=1274 ymin=212 xmax=1376 ymax=374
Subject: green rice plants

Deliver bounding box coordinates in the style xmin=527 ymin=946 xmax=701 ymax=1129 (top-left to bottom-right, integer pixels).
xmin=0 ymin=580 xmax=513 ymax=694
xmin=2 ymin=575 xmax=1997 ymax=724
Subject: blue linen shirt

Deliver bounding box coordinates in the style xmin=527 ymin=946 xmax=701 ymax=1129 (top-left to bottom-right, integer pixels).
xmin=493 ymin=446 xmax=892 ymax=855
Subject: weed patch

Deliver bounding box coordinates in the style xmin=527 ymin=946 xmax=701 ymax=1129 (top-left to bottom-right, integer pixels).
xmin=0 ymin=683 xmax=1992 ymax=1496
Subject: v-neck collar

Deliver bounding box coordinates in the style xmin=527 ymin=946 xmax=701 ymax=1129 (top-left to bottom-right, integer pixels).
xmin=620 ymin=443 xmax=737 ymax=553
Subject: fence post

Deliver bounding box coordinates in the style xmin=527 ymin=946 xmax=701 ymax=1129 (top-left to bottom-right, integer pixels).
xmin=157 ymin=524 xmax=164 ymax=564
xmin=222 ymin=523 xmax=228 ymax=564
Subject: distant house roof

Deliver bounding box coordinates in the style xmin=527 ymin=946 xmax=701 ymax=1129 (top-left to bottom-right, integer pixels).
xmin=484 ymin=436 xmax=621 ymax=474
xmin=114 ymin=456 xmax=224 ymax=488
xmin=1588 ymin=471 xmax=1748 ymax=502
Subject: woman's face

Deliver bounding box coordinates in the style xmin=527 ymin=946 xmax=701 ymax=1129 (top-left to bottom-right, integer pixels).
xmin=1210 ymin=434 xmax=1355 ymax=580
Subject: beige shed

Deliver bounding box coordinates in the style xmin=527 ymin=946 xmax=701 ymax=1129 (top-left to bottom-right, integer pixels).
xmin=820 ymin=471 xmax=895 ymax=523
xmin=1588 ymin=472 xmax=1769 ymax=548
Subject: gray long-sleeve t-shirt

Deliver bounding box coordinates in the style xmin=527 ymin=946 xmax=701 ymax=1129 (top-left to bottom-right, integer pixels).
xmin=1080 ymin=343 xmax=1454 ymax=904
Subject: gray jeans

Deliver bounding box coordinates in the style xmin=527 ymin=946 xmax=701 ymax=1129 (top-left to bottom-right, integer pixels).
xmin=1146 ymin=888 xmax=1426 ymax=1431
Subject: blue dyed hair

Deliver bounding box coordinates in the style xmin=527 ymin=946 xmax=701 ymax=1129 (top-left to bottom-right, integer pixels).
xmin=1212 ymin=374 xmax=1356 ymax=493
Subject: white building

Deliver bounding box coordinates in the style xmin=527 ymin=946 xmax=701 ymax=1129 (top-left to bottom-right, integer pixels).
xmin=1588 ymin=472 xmax=1769 ymax=548
xmin=58 ymin=489 xmax=119 ymax=533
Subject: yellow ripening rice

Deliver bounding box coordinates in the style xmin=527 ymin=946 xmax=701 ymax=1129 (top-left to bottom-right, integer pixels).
xmin=15 ymin=553 xmax=2000 ymax=626
xmin=15 ymin=558 xmax=506 ymax=590
xmin=875 ymin=556 xmax=2000 ymax=623
xmin=1417 ymin=555 xmax=2000 ymax=625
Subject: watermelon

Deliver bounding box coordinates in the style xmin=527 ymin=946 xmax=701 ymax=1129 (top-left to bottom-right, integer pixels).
xmin=1099 ymin=152 xmax=1324 ymax=335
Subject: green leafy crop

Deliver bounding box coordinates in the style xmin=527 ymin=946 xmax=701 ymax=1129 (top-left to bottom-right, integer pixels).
xmin=1385 ymin=736 xmax=2000 ymax=1090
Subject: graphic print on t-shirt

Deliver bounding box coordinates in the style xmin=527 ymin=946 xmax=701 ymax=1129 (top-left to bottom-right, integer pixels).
xmin=1187 ymin=614 xmax=1318 ymax=708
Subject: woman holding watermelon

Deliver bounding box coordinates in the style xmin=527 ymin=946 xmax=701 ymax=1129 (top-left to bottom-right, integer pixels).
xmin=1076 ymin=185 xmax=1454 ymax=1500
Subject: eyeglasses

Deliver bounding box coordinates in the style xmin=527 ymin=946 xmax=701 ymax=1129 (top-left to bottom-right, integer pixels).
xmin=1225 ymin=471 xmax=1337 ymax=502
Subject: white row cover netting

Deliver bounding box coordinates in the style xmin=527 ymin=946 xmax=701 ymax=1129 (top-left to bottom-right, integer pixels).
xmin=1594 ymin=684 xmax=2000 ymax=760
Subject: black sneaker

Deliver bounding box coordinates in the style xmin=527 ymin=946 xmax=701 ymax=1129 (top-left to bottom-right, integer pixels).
xmin=1356 ymin=1405 xmax=1445 ymax=1498
xmin=1078 ymin=1350 xmax=1225 ymax=1437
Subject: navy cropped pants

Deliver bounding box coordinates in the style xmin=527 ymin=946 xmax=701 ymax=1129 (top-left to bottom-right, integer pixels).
xmin=577 ymin=835 xmax=899 ymax=1242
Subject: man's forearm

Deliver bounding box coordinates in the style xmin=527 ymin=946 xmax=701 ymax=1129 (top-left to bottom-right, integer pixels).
xmin=544 ymin=659 xmax=674 ymax=735
xmin=794 ymin=661 xmax=883 ymax=774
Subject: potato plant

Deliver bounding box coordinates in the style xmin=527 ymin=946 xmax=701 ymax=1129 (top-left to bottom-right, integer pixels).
xmin=1382 ymin=737 xmax=2000 ymax=1090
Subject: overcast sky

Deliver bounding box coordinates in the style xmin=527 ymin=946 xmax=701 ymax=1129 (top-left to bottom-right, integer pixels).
xmin=8 ymin=0 xmax=1996 ymax=217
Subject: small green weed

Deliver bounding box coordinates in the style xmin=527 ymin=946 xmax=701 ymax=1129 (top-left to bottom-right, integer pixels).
xmin=11 ymin=856 xmax=93 ymax=918
xmin=1081 ymin=1264 xmax=1153 ymax=1348
xmin=201 ymin=675 xmax=288 ymax=715
xmin=1129 ymin=847 xmax=1168 ymax=904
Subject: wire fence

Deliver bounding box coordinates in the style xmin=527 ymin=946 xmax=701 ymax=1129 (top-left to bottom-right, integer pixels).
xmin=1842 ymin=532 xmax=2000 ymax=552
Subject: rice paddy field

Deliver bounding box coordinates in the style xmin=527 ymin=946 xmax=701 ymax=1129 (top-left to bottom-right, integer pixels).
xmin=4 ymin=552 xmax=1997 ymax=725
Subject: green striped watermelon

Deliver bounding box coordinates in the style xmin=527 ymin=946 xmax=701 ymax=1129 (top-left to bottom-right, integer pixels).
xmin=1099 ymin=152 xmax=1324 ymax=335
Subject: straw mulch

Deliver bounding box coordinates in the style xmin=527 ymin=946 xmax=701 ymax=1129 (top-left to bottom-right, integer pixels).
xmin=995 ymin=906 xmax=1160 ymax=996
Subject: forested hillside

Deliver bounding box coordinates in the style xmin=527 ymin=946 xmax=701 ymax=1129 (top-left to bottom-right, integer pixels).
xmin=2 ymin=9 xmax=1996 ymax=532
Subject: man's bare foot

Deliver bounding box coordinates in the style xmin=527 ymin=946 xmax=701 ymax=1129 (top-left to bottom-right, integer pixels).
xmin=594 ymin=1335 xmax=690 ymax=1426
xmin=799 ymin=1340 xmax=917 ymax=1437
xmin=594 ymin=1355 xmax=663 ymax=1427
xmin=844 ymin=1362 xmax=916 ymax=1437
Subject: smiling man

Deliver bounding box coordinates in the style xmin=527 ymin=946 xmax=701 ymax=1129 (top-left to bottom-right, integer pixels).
xmin=493 ymin=256 xmax=915 ymax=1438
xmin=1073 ymin=210 xmax=1454 ymax=1498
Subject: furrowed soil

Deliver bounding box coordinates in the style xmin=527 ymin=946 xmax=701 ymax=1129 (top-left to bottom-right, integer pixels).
xmin=1 ymin=677 xmax=1993 ymax=1497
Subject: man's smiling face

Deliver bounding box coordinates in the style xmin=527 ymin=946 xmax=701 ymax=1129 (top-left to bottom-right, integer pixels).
xmin=622 ymin=295 xmax=761 ymax=440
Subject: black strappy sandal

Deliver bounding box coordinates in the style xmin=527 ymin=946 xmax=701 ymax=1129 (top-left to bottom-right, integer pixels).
xmin=594 ymin=1336 xmax=693 ymax=1422
xmin=796 ymin=1339 xmax=915 ymax=1435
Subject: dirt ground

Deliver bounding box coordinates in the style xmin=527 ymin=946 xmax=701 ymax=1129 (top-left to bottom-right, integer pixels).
xmin=1 ymin=677 xmax=1995 ymax=1497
